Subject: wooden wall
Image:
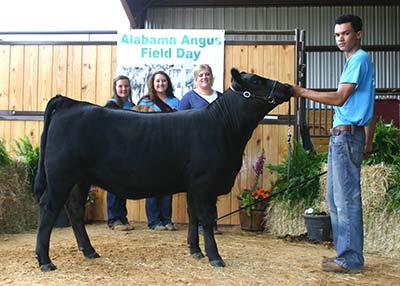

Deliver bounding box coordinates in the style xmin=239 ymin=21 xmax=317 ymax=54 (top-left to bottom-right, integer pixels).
xmin=0 ymin=43 xmax=295 ymax=225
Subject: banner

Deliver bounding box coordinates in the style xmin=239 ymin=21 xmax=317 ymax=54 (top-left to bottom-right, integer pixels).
xmin=117 ymin=29 xmax=225 ymax=103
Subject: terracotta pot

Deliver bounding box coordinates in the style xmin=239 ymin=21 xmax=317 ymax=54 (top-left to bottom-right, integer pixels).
xmin=238 ymin=197 xmax=268 ymax=231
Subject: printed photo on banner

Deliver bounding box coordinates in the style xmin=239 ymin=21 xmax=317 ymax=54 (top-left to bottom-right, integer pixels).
xmin=117 ymin=29 xmax=225 ymax=103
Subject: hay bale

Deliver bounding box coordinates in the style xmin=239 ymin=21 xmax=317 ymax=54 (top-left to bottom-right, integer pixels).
xmin=319 ymin=163 xmax=392 ymax=212
xmin=264 ymin=202 xmax=306 ymax=236
xmin=266 ymin=163 xmax=400 ymax=258
xmin=364 ymin=210 xmax=400 ymax=257
xmin=0 ymin=161 xmax=38 ymax=234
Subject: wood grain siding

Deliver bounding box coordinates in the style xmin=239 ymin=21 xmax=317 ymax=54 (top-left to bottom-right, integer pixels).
xmin=0 ymin=43 xmax=299 ymax=225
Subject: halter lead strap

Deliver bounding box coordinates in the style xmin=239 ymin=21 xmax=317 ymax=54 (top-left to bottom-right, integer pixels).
xmin=229 ymin=80 xmax=278 ymax=104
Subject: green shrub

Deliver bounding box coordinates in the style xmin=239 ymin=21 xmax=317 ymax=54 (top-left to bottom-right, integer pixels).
xmin=0 ymin=139 xmax=12 ymax=168
xmin=365 ymin=118 xmax=400 ymax=212
xmin=365 ymin=118 xmax=400 ymax=166
xmin=13 ymin=137 xmax=39 ymax=193
xmin=266 ymin=140 xmax=327 ymax=213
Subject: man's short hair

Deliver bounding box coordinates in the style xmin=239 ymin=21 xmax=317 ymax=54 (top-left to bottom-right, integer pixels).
xmin=335 ymin=14 xmax=363 ymax=32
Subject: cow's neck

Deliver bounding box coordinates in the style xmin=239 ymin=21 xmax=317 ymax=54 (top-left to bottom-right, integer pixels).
xmin=210 ymin=90 xmax=268 ymax=145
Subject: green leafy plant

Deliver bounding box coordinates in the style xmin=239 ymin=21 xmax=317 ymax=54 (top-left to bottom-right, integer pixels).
xmin=13 ymin=137 xmax=39 ymax=193
xmin=86 ymin=186 xmax=98 ymax=207
xmin=364 ymin=118 xmax=400 ymax=166
xmin=266 ymin=140 xmax=327 ymax=212
xmin=239 ymin=149 xmax=271 ymax=215
xmin=365 ymin=118 xmax=400 ymax=212
xmin=303 ymin=205 xmax=328 ymax=216
xmin=0 ymin=139 xmax=12 ymax=168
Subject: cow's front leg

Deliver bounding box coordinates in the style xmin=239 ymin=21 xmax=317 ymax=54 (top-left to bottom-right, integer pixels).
xmin=202 ymin=223 xmax=225 ymax=267
xmin=187 ymin=209 xmax=204 ymax=259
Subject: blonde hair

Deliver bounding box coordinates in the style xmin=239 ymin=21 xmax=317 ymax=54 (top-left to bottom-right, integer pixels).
xmin=194 ymin=64 xmax=214 ymax=86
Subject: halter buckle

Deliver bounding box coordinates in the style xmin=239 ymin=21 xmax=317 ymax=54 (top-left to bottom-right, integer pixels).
xmin=243 ymin=91 xmax=251 ymax=98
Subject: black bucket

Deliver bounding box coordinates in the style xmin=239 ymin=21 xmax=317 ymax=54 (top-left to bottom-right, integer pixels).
xmin=303 ymin=214 xmax=332 ymax=241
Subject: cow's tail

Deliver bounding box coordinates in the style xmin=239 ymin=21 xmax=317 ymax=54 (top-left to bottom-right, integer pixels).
xmin=33 ymin=94 xmax=67 ymax=204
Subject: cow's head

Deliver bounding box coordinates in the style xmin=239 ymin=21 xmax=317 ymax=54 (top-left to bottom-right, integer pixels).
xmin=230 ymin=68 xmax=293 ymax=105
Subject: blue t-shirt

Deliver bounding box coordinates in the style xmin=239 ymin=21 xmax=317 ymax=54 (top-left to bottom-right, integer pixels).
xmin=333 ymin=49 xmax=375 ymax=127
xmin=138 ymin=96 xmax=180 ymax=112
xmin=178 ymin=90 xmax=222 ymax=110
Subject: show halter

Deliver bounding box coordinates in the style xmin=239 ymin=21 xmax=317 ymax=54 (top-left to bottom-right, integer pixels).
xmin=229 ymin=80 xmax=278 ymax=104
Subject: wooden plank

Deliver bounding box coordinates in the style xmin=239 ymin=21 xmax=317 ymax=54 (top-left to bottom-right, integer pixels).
xmin=95 ymin=46 xmax=112 ymax=105
xmin=25 ymin=121 xmax=41 ymax=147
xmin=0 ymin=45 xmax=10 ymax=110
xmin=111 ymin=45 xmax=118 ymax=78
xmin=0 ymin=43 xmax=296 ymax=226
xmin=67 ymin=45 xmax=83 ymax=100
xmin=9 ymin=45 xmax=24 ymax=111
xmin=172 ymin=193 xmax=188 ymax=223
xmin=223 ymin=45 xmax=233 ymax=90
xmin=23 ymin=46 xmax=39 ymax=112
xmin=52 ymin=45 xmax=68 ymax=96
xmin=38 ymin=45 xmax=54 ymax=110
xmin=81 ymin=46 xmax=97 ymax=103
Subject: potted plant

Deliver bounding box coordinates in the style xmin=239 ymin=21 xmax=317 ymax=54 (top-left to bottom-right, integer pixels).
xmin=303 ymin=203 xmax=332 ymax=241
xmin=238 ymin=149 xmax=271 ymax=231
xmin=266 ymin=140 xmax=327 ymax=213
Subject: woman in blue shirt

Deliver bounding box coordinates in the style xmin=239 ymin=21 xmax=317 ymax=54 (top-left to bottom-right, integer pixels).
xmin=105 ymin=75 xmax=135 ymax=231
xmin=179 ymin=64 xmax=222 ymax=234
xmin=138 ymin=71 xmax=180 ymax=230
xmin=179 ymin=64 xmax=222 ymax=110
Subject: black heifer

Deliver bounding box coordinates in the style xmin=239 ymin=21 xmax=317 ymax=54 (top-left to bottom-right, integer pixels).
xmin=34 ymin=68 xmax=293 ymax=271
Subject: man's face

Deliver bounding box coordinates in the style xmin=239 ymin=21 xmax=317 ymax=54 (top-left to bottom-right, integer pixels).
xmin=334 ymin=22 xmax=362 ymax=54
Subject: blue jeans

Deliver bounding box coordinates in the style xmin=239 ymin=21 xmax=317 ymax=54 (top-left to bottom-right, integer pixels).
xmin=107 ymin=192 xmax=128 ymax=225
xmin=146 ymin=195 xmax=172 ymax=228
xmin=327 ymin=128 xmax=365 ymax=271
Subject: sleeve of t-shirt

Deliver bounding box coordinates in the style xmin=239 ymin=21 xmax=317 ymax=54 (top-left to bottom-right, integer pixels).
xmin=339 ymin=55 xmax=365 ymax=87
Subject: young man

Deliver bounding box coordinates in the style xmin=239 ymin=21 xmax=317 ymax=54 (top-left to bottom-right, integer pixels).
xmin=293 ymin=14 xmax=376 ymax=273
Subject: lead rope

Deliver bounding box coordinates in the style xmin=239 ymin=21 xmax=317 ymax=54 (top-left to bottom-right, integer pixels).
xmin=286 ymin=99 xmax=292 ymax=193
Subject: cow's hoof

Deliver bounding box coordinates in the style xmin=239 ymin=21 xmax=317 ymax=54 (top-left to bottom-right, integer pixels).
xmin=40 ymin=263 xmax=57 ymax=272
xmin=85 ymin=251 xmax=101 ymax=259
xmin=191 ymin=252 xmax=205 ymax=260
xmin=210 ymin=259 xmax=225 ymax=267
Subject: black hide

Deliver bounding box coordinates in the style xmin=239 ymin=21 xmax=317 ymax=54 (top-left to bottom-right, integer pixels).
xmin=34 ymin=68 xmax=293 ymax=271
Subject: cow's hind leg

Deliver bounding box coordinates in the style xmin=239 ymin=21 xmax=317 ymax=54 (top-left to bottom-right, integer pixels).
xmin=66 ymin=183 xmax=100 ymax=259
xmin=35 ymin=188 xmax=71 ymax=271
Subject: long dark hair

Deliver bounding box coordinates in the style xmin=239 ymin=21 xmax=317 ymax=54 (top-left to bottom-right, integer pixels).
xmin=141 ymin=71 xmax=174 ymax=103
xmin=112 ymin=75 xmax=133 ymax=107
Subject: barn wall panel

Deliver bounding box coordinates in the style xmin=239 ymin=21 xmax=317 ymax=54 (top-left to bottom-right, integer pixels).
xmin=0 ymin=43 xmax=295 ymax=225
xmin=23 ymin=46 xmax=39 ymax=112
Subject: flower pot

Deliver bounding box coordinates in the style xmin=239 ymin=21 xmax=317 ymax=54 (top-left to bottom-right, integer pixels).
xmin=303 ymin=214 xmax=332 ymax=241
xmin=84 ymin=203 xmax=96 ymax=224
xmin=239 ymin=208 xmax=266 ymax=231
xmin=238 ymin=198 xmax=268 ymax=232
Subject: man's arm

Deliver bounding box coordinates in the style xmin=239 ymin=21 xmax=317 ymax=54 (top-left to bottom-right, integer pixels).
xmin=293 ymin=83 xmax=355 ymax=106
xmin=364 ymin=107 xmax=376 ymax=159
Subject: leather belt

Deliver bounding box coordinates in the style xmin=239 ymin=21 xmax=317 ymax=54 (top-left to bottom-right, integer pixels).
xmin=331 ymin=125 xmax=364 ymax=136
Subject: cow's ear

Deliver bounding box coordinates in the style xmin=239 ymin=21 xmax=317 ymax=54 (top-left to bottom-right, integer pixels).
xmin=231 ymin=68 xmax=245 ymax=88
xmin=231 ymin=68 xmax=240 ymax=79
